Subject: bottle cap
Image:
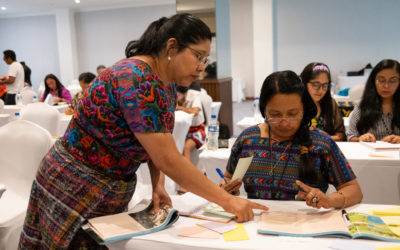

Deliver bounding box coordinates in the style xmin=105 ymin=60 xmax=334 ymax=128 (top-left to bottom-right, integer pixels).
xmin=15 ymin=112 xmax=20 ymax=116
xmin=211 ymin=115 xmax=217 ymax=118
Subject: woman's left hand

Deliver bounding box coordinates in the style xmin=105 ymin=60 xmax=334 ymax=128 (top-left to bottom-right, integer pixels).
xmin=296 ymin=180 xmax=332 ymax=209
xmin=152 ymin=184 xmax=172 ymax=213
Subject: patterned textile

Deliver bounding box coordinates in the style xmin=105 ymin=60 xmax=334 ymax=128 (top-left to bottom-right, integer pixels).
xmin=226 ymin=126 xmax=356 ymax=200
xmin=186 ymin=124 xmax=206 ymax=148
xmin=19 ymin=58 xmax=176 ymax=248
xmin=62 ymin=58 xmax=176 ymax=180
xmin=311 ymin=115 xmax=326 ymax=131
xmin=336 ymin=100 xmax=356 ymax=117
xmin=19 ymin=141 xmax=136 ymax=249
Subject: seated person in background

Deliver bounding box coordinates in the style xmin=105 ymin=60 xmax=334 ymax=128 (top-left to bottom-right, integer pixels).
xmin=300 ymin=62 xmax=346 ymax=141
xmin=347 ymin=59 xmax=400 ymax=143
xmin=223 ymin=70 xmax=362 ymax=209
xmin=40 ymin=74 xmax=72 ymax=105
xmin=96 ymin=65 xmax=106 ymax=75
xmin=176 ymin=85 xmax=206 ymax=161
xmin=65 ymin=72 xmax=96 ymax=115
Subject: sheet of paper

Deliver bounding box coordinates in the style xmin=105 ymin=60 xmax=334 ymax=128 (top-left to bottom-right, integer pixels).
xmin=371 ymin=207 xmax=400 ymax=216
xmin=361 ymin=141 xmax=400 ymax=150
xmin=376 ymin=247 xmax=400 ymax=250
xmin=203 ymin=203 xmax=235 ymax=218
xmin=173 ymin=192 xmax=209 ymax=215
xmin=223 ymin=224 xmax=250 ymax=241
xmin=368 ymin=151 xmax=398 ymax=158
xmin=178 ymin=225 xmax=220 ymax=239
xmin=328 ymin=239 xmax=374 ymax=250
xmin=198 ymin=221 xmax=237 ymax=234
xmin=381 ymin=216 xmax=400 ymax=236
xmin=231 ymin=156 xmax=253 ymax=181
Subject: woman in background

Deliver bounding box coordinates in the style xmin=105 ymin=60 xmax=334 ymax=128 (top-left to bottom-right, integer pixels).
xmin=40 ymin=73 xmax=72 ymax=104
xmin=65 ymin=72 xmax=96 ymax=115
xmin=347 ymin=59 xmax=400 ymax=143
xmin=223 ymin=70 xmax=362 ymax=209
xmin=300 ymin=62 xmax=345 ymax=141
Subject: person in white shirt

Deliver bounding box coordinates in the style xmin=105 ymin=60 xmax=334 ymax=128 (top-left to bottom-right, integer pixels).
xmin=0 ymin=50 xmax=24 ymax=104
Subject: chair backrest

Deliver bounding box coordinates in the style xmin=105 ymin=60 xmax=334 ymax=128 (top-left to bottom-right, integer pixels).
xmin=172 ymin=110 xmax=194 ymax=154
xmin=348 ymin=83 xmax=366 ymax=104
xmin=67 ymin=79 xmax=81 ymax=98
xmin=0 ymin=120 xmax=52 ymax=197
xmin=199 ymin=88 xmax=213 ymax=126
xmin=20 ymin=87 xmax=38 ymax=105
xmin=20 ymin=102 xmax=60 ymax=136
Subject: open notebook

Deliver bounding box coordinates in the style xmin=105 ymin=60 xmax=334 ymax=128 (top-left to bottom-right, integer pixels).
xmin=258 ymin=210 xmax=400 ymax=242
xmin=82 ymin=201 xmax=179 ymax=244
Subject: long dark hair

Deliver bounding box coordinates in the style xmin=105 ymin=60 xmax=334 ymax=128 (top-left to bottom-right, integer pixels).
xmin=125 ymin=13 xmax=212 ymax=58
xmin=259 ymin=70 xmax=318 ymax=183
xmin=300 ymin=62 xmax=335 ymax=135
xmin=357 ymin=59 xmax=400 ymax=134
xmin=43 ymin=74 xmax=64 ymax=100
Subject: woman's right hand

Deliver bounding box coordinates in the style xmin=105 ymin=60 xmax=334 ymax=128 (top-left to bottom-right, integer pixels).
xmin=359 ymin=133 xmax=376 ymax=142
xmin=220 ymin=178 xmax=242 ymax=196
xmin=222 ymin=196 xmax=269 ymax=223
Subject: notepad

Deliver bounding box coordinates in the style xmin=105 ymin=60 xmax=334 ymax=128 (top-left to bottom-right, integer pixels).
xmin=371 ymin=207 xmax=400 ymax=216
xmin=231 ymin=156 xmax=253 ymax=181
xmin=178 ymin=225 xmax=220 ymax=239
xmin=223 ymin=224 xmax=249 ymax=241
xmin=198 ymin=221 xmax=237 ymax=234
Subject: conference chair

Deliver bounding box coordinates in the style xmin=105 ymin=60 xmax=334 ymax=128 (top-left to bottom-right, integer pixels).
xmin=20 ymin=102 xmax=60 ymax=136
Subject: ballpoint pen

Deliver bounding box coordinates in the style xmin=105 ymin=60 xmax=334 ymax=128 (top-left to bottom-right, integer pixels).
xmin=216 ymin=168 xmax=227 ymax=184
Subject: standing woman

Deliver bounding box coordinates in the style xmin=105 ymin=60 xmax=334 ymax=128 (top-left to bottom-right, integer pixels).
xmin=347 ymin=59 xmax=400 ymax=143
xmin=19 ymin=14 xmax=267 ymax=249
xmin=300 ymin=63 xmax=346 ymax=141
xmin=223 ymin=71 xmax=362 ymax=209
xmin=40 ymin=73 xmax=72 ymax=104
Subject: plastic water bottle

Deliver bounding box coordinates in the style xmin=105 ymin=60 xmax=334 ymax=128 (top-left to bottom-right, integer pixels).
xmin=15 ymin=91 xmax=23 ymax=106
xmin=207 ymin=115 xmax=219 ymax=150
xmin=253 ymin=97 xmax=261 ymax=119
xmin=32 ymin=95 xmax=38 ymax=103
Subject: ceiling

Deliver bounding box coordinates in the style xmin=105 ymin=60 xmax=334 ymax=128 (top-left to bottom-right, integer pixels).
xmin=0 ymin=0 xmax=214 ymax=18
xmin=0 ymin=0 xmax=174 ymax=18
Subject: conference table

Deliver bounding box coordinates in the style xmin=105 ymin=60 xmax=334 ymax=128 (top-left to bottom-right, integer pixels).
xmin=197 ymin=142 xmax=400 ymax=205
xmin=108 ymin=197 xmax=400 ymax=250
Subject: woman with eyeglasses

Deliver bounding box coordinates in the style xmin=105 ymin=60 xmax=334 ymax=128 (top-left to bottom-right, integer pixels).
xmin=222 ymin=71 xmax=362 ymax=209
xmin=300 ymin=62 xmax=346 ymax=141
xmin=19 ymin=13 xmax=268 ymax=249
xmin=346 ymin=59 xmax=400 ymax=143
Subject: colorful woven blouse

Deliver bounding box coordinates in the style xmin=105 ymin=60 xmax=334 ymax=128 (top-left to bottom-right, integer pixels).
xmin=61 ymin=58 xmax=176 ymax=180
xmin=226 ymin=125 xmax=356 ymax=200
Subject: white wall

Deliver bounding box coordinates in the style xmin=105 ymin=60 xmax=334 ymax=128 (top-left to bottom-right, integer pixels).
xmin=75 ymin=4 xmax=176 ymax=74
xmin=276 ymin=0 xmax=400 ymax=84
xmin=0 ymin=15 xmax=60 ymax=91
xmin=230 ymin=0 xmax=254 ymax=98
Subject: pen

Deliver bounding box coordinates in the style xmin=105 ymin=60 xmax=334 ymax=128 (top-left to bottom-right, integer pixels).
xmin=216 ymin=168 xmax=227 ymax=184
xmin=342 ymin=210 xmax=351 ymax=226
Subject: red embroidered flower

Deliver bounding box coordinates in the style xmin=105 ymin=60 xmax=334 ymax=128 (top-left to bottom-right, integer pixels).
xmin=118 ymin=158 xmax=130 ymax=168
xmin=101 ymin=154 xmax=116 ymax=169
xmin=81 ymin=136 xmax=94 ymax=149
xmin=87 ymin=150 xmax=100 ymax=165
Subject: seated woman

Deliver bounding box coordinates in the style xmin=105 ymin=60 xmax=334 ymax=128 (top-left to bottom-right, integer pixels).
xmin=40 ymin=74 xmax=72 ymax=105
xmin=223 ymin=70 xmax=362 ymax=209
xmin=347 ymin=59 xmax=400 ymax=143
xmin=65 ymin=72 xmax=96 ymax=115
xmin=300 ymin=62 xmax=345 ymax=141
xmin=176 ymin=85 xmax=206 ymax=161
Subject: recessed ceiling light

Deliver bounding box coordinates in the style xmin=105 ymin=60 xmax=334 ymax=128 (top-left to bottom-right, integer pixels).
xmin=1 ymin=7 xmax=6 ymax=10
xmin=75 ymin=0 xmax=80 ymax=3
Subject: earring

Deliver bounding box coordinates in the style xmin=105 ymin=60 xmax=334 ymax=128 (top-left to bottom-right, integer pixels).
xmin=168 ymin=56 xmax=171 ymax=61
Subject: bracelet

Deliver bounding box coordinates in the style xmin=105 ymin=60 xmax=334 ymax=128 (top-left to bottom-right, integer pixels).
xmin=337 ymin=191 xmax=347 ymax=209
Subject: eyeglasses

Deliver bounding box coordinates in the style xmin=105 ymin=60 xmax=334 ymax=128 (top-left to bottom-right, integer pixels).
xmin=309 ymin=82 xmax=329 ymax=91
xmin=187 ymin=46 xmax=209 ymax=67
xmin=376 ymin=77 xmax=399 ymax=87
xmin=265 ymin=114 xmax=303 ymax=124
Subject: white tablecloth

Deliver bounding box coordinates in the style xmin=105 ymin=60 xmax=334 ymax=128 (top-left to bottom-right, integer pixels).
xmin=236 ymin=116 xmax=264 ymax=134
xmin=197 ymin=142 xmax=400 ymax=204
xmin=108 ymin=197 xmax=400 ymax=250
